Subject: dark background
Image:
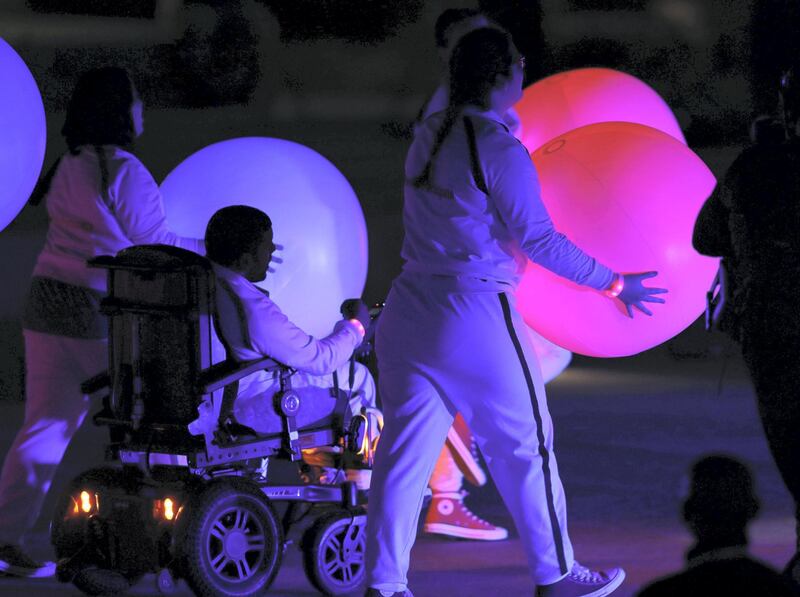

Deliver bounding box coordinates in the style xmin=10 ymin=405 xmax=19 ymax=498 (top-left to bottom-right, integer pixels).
xmin=1 ymin=0 xmax=799 ymax=401
xmin=2 ymin=4 xmax=800 ymax=594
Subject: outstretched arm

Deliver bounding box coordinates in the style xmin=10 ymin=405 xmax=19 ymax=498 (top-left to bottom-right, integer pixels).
xmin=489 ymin=140 xmax=667 ymax=317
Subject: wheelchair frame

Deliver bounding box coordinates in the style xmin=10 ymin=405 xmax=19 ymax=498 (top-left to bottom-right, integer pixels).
xmin=51 ymin=245 xmax=370 ymax=597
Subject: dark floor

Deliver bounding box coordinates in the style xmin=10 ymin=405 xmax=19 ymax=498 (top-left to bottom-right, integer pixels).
xmin=0 ymin=324 xmax=794 ymax=596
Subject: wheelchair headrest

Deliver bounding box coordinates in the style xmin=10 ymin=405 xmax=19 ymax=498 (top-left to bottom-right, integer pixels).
xmin=90 ymin=244 xmax=210 ymax=273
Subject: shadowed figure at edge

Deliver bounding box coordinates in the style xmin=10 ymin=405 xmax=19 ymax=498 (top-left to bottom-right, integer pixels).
xmin=637 ymin=455 xmax=794 ymax=597
xmin=693 ymin=61 xmax=800 ymax=590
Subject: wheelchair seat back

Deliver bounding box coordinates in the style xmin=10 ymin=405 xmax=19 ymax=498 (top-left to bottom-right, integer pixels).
xmin=89 ymin=244 xmax=355 ymax=466
xmin=90 ymin=245 xmax=214 ymax=448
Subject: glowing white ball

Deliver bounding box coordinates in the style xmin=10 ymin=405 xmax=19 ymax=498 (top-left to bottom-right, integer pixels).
xmin=161 ymin=137 xmax=368 ymax=338
xmin=0 ymin=37 xmax=46 ymax=232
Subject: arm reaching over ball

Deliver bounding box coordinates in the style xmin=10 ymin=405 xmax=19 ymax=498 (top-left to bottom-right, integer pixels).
xmin=489 ymin=139 xmax=668 ymax=318
xmin=606 ymin=272 xmax=668 ymax=318
xmin=488 ymin=139 xmax=616 ymax=291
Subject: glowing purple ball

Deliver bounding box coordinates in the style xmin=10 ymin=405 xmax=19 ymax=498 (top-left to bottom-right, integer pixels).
xmin=161 ymin=137 xmax=368 ymax=338
xmin=0 ymin=37 xmax=46 ymax=232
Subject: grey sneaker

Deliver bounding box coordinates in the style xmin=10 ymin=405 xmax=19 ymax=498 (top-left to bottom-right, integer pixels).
xmin=364 ymin=589 xmax=414 ymax=597
xmin=0 ymin=544 xmax=56 ymax=578
xmin=536 ymin=561 xmax=625 ymax=597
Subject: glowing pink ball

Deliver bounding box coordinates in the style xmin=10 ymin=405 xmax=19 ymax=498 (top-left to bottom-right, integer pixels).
xmin=518 ymin=122 xmax=718 ymax=357
xmin=161 ymin=137 xmax=368 ymax=338
xmin=0 ymin=37 xmax=46 ymax=232
xmin=516 ymin=68 xmax=685 ymax=153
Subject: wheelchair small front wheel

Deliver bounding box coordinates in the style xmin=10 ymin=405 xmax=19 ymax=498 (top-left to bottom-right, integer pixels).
xmin=302 ymin=508 xmax=367 ymax=595
xmin=179 ymin=479 xmax=282 ymax=597
xmin=72 ymin=567 xmax=133 ymax=597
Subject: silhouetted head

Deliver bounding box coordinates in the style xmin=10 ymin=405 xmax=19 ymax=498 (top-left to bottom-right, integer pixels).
xmin=61 ymin=67 xmax=142 ymax=154
xmin=412 ymin=28 xmax=523 ymax=191
xmin=205 ymin=205 xmax=274 ymax=282
xmin=750 ymin=114 xmax=785 ymax=145
xmin=434 ymin=8 xmax=490 ymax=61
xmin=682 ymin=455 xmax=759 ymax=542
xmin=449 ymin=27 xmax=523 ymax=112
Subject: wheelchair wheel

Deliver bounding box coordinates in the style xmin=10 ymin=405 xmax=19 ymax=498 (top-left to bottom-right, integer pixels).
xmin=51 ymin=467 xmax=123 ymax=557
xmin=179 ymin=479 xmax=282 ymax=597
xmin=302 ymin=508 xmax=367 ymax=595
xmin=51 ymin=467 xmax=139 ymax=596
xmin=72 ymin=568 xmax=133 ymax=597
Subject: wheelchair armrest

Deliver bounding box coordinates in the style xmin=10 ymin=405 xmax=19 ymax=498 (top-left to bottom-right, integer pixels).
xmin=198 ymin=357 xmax=284 ymax=394
xmin=81 ymin=371 xmax=110 ymax=396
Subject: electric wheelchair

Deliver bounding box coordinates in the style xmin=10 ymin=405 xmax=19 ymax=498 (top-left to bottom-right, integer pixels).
xmin=50 ymin=245 xmax=380 ymax=597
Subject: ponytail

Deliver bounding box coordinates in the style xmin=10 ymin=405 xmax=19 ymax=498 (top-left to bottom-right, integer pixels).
xmin=413 ymin=106 xmax=461 ymax=189
xmin=413 ymin=27 xmax=517 ymax=191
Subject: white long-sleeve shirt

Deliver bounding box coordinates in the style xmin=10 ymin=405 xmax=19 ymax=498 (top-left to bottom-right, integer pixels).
xmin=213 ymin=263 xmax=362 ymax=401
xmin=402 ymin=107 xmax=613 ymax=291
xmin=33 ymin=145 xmax=203 ymax=291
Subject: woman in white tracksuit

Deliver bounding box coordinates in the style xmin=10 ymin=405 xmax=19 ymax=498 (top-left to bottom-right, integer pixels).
xmin=0 ymin=68 xmax=202 ymax=577
xmin=364 ymin=29 xmax=666 ymax=597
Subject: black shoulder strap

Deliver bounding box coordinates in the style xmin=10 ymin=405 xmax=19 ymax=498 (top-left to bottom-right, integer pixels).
xmin=94 ymin=145 xmax=113 ymax=211
xmin=214 ymin=276 xmax=253 ymax=353
xmin=464 ymin=117 xmax=488 ymax=194
xmin=27 ymin=156 xmax=63 ymax=207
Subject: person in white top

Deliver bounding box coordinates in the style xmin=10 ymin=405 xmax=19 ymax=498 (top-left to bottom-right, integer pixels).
xmin=419 ymin=8 xmax=569 ymax=545
xmin=0 ymin=68 xmax=202 ymax=578
xmin=364 ymin=29 xmax=666 ymax=597
xmin=204 ymin=206 xmax=377 ymax=484
xmin=415 ymin=9 xmax=521 ymax=137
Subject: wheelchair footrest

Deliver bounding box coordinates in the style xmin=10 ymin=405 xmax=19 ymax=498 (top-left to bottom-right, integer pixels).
xmin=262 ymin=481 xmax=362 ymax=507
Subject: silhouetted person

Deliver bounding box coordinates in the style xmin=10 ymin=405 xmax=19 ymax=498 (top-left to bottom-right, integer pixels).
xmin=693 ymin=63 xmax=800 ymax=586
xmin=365 ymin=27 xmax=666 ymax=597
xmin=0 ymin=68 xmax=202 ymax=578
xmin=637 ymin=455 xmax=792 ymax=596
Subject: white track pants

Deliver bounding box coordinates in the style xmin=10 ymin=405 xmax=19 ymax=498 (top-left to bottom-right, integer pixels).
xmin=0 ymin=330 xmax=107 ymax=546
xmin=366 ymin=274 xmax=574 ymax=591
xmin=428 ymin=328 xmax=573 ymax=493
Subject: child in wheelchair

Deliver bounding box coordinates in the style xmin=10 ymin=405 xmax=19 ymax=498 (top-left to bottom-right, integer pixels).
xmin=48 ymin=205 xmax=383 ymax=597
xmin=204 ymin=205 xmax=382 ymax=488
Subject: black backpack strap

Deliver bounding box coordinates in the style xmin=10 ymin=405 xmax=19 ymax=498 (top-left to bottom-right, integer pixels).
xmin=213 ymin=276 xmax=255 ymax=435
xmin=464 ymin=117 xmax=488 ymax=194
xmin=94 ymin=145 xmax=113 ymax=211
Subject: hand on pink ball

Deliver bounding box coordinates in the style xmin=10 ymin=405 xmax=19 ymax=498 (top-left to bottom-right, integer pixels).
xmin=609 ymin=271 xmax=668 ymax=319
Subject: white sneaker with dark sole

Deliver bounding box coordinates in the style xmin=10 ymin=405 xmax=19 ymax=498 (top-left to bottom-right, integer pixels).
xmin=0 ymin=544 xmax=56 ymax=578
xmin=536 ymin=561 xmax=625 ymax=597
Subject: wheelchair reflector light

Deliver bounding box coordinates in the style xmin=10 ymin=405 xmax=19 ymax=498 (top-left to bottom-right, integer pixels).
xmin=77 ymin=491 xmax=99 ymax=515
xmin=154 ymin=497 xmax=181 ymax=522
xmin=164 ymin=498 xmax=175 ymax=521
